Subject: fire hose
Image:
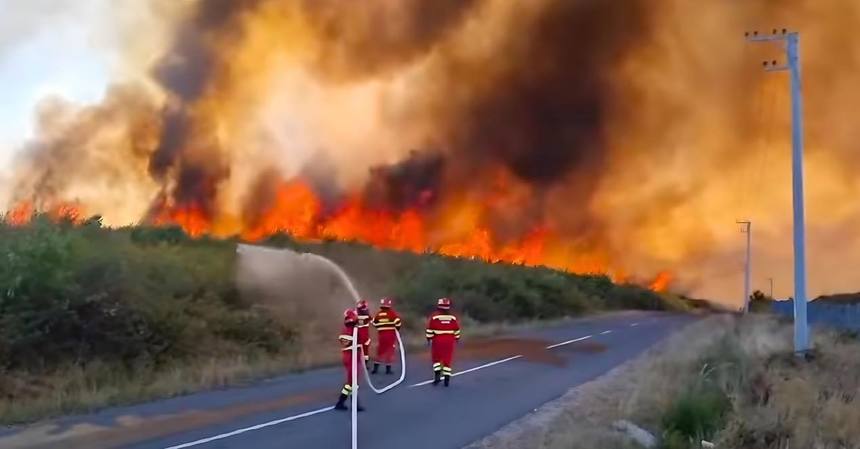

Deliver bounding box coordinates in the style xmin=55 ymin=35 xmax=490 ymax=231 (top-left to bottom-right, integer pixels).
xmin=302 ymin=253 xmax=407 ymax=394
xmin=236 ymin=246 xmax=405 ymax=449
xmin=359 ymin=329 xmax=406 ymax=394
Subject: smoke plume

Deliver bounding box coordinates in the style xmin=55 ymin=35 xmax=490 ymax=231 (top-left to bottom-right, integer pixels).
xmin=6 ymin=0 xmax=860 ymax=306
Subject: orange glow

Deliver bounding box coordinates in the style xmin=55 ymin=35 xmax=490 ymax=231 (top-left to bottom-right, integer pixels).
xmin=199 ymin=178 xmax=666 ymax=289
xmin=4 ymin=201 xmax=84 ymax=226
xmin=243 ymin=181 xmax=322 ymax=241
xmin=153 ymin=203 xmax=210 ymax=238
xmin=649 ymin=271 xmax=672 ymax=293
xmin=6 ymin=202 xmax=34 ymax=226
xmin=51 ymin=203 xmax=83 ymax=223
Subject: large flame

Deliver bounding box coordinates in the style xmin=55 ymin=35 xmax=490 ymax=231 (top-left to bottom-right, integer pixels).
xmin=4 ymin=0 xmax=860 ymax=304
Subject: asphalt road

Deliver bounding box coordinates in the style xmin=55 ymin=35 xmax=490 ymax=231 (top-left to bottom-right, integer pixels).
xmin=1 ymin=311 xmax=694 ymax=449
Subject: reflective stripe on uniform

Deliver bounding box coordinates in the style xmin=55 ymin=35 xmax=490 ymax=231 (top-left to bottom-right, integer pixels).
xmin=433 ymin=363 xmax=442 ymax=371
xmin=339 ymin=334 xmax=354 ymax=341
xmin=428 ymin=329 xmax=458 ymax=335
xmin=376 ymin=326 xmax=399 ymax=331
xmin=432 ymin=315 xmax=457 ymax=321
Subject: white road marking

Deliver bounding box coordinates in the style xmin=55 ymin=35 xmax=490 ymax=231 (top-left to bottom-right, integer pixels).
xmin=410 ymin=355 xmax=524 ymax=387
xmin=545 ymin=335 xmax=592 ymax=349
xmin=161 ymin=321 xmax=649 ymax=448
xmin=162 ymin=406 xmax=334 ymax=449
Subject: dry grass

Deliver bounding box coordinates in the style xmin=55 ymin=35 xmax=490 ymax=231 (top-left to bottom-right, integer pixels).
xmin=0 ymin=315 xmax=557 ymax=426
xmin=0 ymin=349 xmax=340 ymax=425
xmin=470 ymin=315 xmax=860 ymax=449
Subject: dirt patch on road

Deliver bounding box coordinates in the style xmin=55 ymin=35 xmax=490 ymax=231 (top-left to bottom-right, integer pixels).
xmin=0 ymin=388 xmax=331 ymax=449
xmin=410 ymin=337 xmax=607 ymax=368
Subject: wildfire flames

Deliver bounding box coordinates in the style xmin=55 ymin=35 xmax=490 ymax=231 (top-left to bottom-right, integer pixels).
xmin=4 ymin=0 xmax=860 ymax=304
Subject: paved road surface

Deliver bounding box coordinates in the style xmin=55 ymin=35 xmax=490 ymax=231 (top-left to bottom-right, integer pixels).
xmin=1 ymin=311 xmax=694 ymax=449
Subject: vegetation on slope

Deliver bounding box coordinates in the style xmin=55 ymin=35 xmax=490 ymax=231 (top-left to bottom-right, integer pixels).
xmin=0 ymin=217 xmax=680 ymax=423
xmin=813 ymin=292 xmax=860 ymax=304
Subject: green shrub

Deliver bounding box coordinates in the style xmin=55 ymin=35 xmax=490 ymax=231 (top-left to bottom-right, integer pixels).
xmin=661 ymin=380 xmax=731 ymax=448
xmin=129 ymin=225 xmax=189 ymax=245
xmin=0 ymin=220 xmax=290 ymax=375
xmin=386 ymin=257 xmax=666 ymax=324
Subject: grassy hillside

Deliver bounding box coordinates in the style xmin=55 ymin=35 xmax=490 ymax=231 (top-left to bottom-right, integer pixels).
xmin=0 ymin=216 xmax=683 ymax=423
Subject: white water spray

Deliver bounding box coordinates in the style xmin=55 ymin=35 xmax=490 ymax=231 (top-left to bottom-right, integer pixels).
xmin=235 ymin=243 xmax=407 ymax=394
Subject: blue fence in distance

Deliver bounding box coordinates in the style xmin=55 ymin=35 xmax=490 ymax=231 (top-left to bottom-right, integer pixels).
xmin=772 ymin=300 xmax=860 ymax=331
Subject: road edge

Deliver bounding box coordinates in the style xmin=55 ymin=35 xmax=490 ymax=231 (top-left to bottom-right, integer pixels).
xmin=463 ymin=316 xmax=704 ymax=449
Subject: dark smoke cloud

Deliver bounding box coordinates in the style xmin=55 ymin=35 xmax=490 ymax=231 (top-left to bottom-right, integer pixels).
xmin=147 ymin=0 xmax=261 ymax=213
xmin=439 ymin=1 xmax=649 ymax=187
xmin=8 ymin=0 xmax=655 ymax=228
xmin=363 ymin=150 xmax=445 ymax=210
xmin=300 ymin=0 xmax=480 ymax=81
xmin=152 ymin=0 xmax=653 ymax=235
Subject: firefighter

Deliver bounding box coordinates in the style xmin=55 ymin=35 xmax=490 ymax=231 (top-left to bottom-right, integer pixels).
xmin=336 ymin=308 xmax=364 ymax=411
xmin=356 ymin=299 xmax=372 ymax=368
xmin=371 ymin=297 xmax=402 ymax=375
xmin=425 ymin=297 xmax=461 ymax=387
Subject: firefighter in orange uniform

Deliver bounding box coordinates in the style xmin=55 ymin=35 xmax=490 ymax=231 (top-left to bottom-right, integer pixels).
xmin=335 ymin=309 xmax=364 ymax=411
xmin=371 ymin=297 xmax=402 ymax=375
xmin=425 ymin=297 xmax=461 ymax=387
xmin=356 ymin=300 xmax=372 ymax=368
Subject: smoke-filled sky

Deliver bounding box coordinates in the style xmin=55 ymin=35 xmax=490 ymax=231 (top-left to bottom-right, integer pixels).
xmin=1 ymin=0 xmax=859 ymax=307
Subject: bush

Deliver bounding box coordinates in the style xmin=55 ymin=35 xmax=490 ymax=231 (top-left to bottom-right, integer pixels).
xmin=386 ymin=257 xmax=667 ymax=324
xmin=661 ymin=378 xmax=732 ymax=448
xmin=0 ymin=220 xmax=292 ymax=375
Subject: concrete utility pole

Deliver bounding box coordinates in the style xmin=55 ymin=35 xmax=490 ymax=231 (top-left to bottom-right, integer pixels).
xmin=737 ymin=220 xmax=752 ymax=313
xmin=745 ymin=29 xmax=810 ymax=353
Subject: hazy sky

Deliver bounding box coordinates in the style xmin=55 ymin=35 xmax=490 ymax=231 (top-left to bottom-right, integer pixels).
xmin=0 ymin=0 xmax=112 ymax=169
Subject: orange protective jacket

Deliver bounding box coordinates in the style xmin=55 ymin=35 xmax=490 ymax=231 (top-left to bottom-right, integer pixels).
xmin=373 ymin=308 xmax=402 ymax=364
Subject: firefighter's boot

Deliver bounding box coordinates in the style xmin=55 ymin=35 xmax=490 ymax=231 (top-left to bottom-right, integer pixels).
xmin=371 ymin=363 xmax=380 ymax=374
xmin=335 ymin=393 xmax=348 ymax=411
xmin=433 ymin=370 xmax=441 ymax=386
xmin=385 ymin=365 xmax=393 ymax=375
xmin=444 ymin=375 xmax=451 ymax=387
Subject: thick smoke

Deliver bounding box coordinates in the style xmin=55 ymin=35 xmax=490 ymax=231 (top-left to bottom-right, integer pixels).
xmin=6 ymin=0 xmax=860 ymax=305
xmin=146 ymin=0 xmax=261 ymax=218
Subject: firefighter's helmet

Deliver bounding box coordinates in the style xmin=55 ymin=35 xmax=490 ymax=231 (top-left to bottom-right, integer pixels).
xmin=356 ymin=299 xmax=369 ymax=311
xmin=380 ymin=297 xmax=394 ymax=308
xmin=437 ymin=297 xmax=452 ymax=309
xmin=343 ymin=308 xmax=358 ymax=324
